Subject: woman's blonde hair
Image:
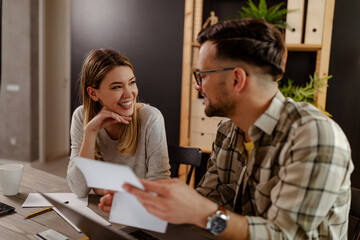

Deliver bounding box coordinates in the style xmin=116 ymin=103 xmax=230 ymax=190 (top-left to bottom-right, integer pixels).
xmin=80 ymin=49 xmax=140 ymax=156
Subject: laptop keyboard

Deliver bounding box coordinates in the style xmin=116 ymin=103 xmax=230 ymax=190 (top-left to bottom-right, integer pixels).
xmin=129 ymin=230 xmax=160 ymax=240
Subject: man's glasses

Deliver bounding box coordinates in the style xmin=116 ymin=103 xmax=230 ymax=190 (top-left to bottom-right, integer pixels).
xmin=193 ymin=67 xmax=235 ymax=86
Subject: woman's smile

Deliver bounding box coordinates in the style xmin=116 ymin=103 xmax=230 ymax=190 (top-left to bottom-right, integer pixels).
xmin=118 ymin=100 xmax=133 ymax=110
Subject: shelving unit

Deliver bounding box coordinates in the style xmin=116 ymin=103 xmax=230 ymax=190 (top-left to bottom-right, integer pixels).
xmin=179 ymin=0 xmax=336 ymax=156
xmin=286 ymin=44 xmax=322 ymax=51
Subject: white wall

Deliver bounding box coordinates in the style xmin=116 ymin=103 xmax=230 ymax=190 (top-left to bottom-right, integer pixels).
xmin=0 ymin=0 xmax=70 ymax=163
xmin=39 ymin=0 xmax=71 ymax=163
xmin=0 ymin=0 xmax=37 ymax=162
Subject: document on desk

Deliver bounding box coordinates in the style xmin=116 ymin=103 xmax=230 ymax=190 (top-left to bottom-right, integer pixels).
xmin=73 ymin=156 xmax=168 ymax=233
xmin=22 ymin=192 xmax=111 ymax=232
xmin=22 ymin=193 xmax=87 ymax=208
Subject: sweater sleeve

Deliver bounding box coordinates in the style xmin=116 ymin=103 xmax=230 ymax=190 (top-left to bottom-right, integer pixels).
xmin=66 ymin=106 xmax=91 ymax=197
xmin=143 ymin=107 xmax=171 ymax=180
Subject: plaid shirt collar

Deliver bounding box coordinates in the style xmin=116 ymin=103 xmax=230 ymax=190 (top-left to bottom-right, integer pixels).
xmin=227 ymin=122 xmax=244 ymax=151
xmin=249 ymin=91 xmax=286 ymax=141
xmin=225 ymin=91 xmax=285 ymax=153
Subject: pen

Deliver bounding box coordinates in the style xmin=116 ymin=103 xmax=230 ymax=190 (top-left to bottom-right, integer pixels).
xmin=25 ymin=206 xmax=53 ymax=219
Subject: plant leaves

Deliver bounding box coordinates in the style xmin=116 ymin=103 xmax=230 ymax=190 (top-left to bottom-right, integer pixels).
xmin=233 ymin=0 xmax=290 ymax=30
xmin=259 ymin=0 xmax=268 ymax=16
xmin=248 ymin=0 xmax=259 ymax=12
xmin=279 ymin=73 xmax=332 ymax=107
xmin=268 ymin=3 xmax=285 ymax=15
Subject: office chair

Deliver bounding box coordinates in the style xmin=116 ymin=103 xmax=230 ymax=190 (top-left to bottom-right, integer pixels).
xmin=168 ymin=145 xmax=202 ymax=185
xmin=350 ymin=187 xmax=360 ymax=240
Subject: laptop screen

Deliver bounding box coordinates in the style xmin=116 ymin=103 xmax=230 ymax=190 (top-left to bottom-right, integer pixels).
xmin=39 ymin=193 xmax=135 ymax=240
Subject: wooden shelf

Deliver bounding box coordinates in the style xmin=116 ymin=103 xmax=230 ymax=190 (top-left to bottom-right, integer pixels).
xmin=193 ymin=44 xmax=322 ymax=51
xmin=286 ymin=44 xmax=322 ymax=51
xmin=180 ymin=0 xmax=335 ymax=164
xmin=192 ymin=42 xmax=200 ymax=47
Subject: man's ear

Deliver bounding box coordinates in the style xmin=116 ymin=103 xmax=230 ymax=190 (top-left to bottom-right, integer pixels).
xmin=87 ymin=87 xmax=99 ymax=101
xmin=233 ymin=67 xmax=247 ymax=92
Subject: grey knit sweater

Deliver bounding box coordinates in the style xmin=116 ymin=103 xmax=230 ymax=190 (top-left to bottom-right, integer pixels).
xmin=67 ymin=105 xmax=171 ymax=197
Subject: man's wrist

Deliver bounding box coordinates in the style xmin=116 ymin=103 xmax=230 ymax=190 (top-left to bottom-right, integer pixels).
xmin=197 ymin=201 xmax=218 ymax=228
xmin=205 ymin=205 xmax=230 ymax=235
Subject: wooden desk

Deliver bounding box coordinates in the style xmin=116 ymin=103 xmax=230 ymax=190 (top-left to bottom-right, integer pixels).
xmin=0 ymin=166 xmax=114 ymax=240
xmin=0 ymin=166 xmax=216 ymax=240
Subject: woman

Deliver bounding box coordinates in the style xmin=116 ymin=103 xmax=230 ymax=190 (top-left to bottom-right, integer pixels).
xmin=67 ymin=49 xmax=170 ymax=197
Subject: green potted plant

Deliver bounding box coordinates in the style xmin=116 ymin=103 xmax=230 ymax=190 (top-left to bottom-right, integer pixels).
xmin=234 ymin=1 xmax=331 ymax=116
xmin=278 ymin=73 xmax=332 ymax=116
xmin=233 ymin=0 xmax=290 ymax=30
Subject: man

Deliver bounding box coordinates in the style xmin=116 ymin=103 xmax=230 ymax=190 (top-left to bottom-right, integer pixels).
xmin=100 ymin=18 xmax=353 ymax=239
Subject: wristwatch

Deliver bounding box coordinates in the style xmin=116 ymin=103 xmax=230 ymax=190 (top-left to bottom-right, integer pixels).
xmin=206 ymin=205 xmax=230 ymax=235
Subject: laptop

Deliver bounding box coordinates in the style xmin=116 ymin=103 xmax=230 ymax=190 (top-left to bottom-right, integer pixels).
xmin=40 ymin=193 xmax=135 ymax=240
xmin=40 ymin=193 xmax=215 ymax=240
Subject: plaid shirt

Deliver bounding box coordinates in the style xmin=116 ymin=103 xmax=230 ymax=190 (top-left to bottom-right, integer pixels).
xmin=197 ymin=91 xmax=353 ymax=239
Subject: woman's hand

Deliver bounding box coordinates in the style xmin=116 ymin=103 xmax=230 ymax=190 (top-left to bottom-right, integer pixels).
xmin=98 ymin=190 xmax=116 ymax=212
xmin=79 ymin=106 xmax=132 ymax=160
xmin=93 ymin=188 xmax=108 ymax=196
xmin=84 ymin=106 xmax=132 ymax=134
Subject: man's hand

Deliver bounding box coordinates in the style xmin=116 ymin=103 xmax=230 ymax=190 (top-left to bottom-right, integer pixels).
xmin=123 ymin=178 xmax=218 ymax=228
xmin=98 ymin=190 xmax=116 ymax=212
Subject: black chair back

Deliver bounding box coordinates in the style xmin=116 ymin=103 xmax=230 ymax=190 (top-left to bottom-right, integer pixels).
xmin=168 ymin=145 xmax=202 ymax=185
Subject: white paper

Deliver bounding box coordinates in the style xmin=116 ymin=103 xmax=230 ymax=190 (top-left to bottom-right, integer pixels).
xmin=22 ymin=193 xmax=87 ymax=208
xmin=110 ymin=192 xmax=167 ymax=233
xmin=73 ymin=157 xmax=168 ymax=233
xmin=22 ymin=192 xmax=111 ymax=232
xmin=35 ymin=228 xmax=68 ymax=240
xmin=73 ymin=157 xmax=144 ymax=191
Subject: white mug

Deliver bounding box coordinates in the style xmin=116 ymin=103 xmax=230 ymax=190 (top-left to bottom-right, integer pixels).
xmin=0 ymin=164 xmax=24 ymax=196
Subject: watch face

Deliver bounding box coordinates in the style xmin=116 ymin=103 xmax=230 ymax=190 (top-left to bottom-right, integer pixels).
xmin=211 ymin=216 xmax=227 ymax=235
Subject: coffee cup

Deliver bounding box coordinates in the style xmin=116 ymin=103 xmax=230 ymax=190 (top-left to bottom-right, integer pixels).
xmin=0 ymin=164 xmax=24 ymax=196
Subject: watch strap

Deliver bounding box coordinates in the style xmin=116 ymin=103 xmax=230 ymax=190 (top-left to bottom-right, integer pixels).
xmin=206 ymin=204 xmax=221 ymax=230
xmin=206 ymin=204 xmax=229 ymax=235
xmin=218 ymin=205 xmax=226 ymax=215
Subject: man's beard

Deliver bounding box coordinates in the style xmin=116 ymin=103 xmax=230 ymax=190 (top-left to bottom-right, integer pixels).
xmin=204 ymin=96 xmax=235 ymax=118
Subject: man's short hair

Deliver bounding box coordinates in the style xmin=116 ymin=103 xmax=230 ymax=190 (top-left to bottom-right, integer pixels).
xmin=197 ymin=18 xmax=286 ymax=80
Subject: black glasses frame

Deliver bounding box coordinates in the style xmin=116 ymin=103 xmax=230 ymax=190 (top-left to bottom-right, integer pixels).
xmin=193 ymin=67 xmax=235 ymax=86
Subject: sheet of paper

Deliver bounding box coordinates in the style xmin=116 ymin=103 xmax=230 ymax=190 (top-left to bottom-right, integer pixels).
xmin=73 ymin=157 xmax=168 ymax=233
xmin=35 ymin=229 xmax=68 ymax=240
xmin=22 ymin=193 xmax=87 ymax=208
xmin=22 ymin=192 xmax=111 ymax=232
xmin=73 ymin=157 xmax=144 ymax=191
xmin=110 ymin=192 xmax=167 ymax=233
